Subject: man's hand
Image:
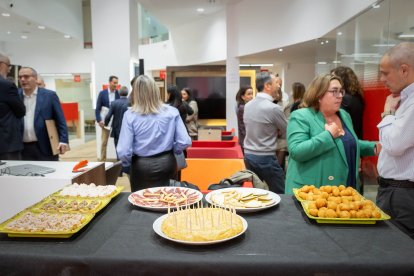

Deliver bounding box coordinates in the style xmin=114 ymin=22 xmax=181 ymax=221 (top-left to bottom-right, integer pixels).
xmin=98 ymin=120 xmax=105 ymax=128
xmin=58 ymin=143 xmax=69 ymax=154
xmin=384 ymin=94 xmax=401 ymax=113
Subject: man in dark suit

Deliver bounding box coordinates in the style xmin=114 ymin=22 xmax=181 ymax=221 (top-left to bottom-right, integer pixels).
xmin=0 ymin=53 xmax=25 ymax=160
xmin=95 ymin=75 xmax=119 ymax=161
xmin=18 ymin=67 xmax=69 ymax=161
xmin=104 ymin=86 xmax=129 ymax=154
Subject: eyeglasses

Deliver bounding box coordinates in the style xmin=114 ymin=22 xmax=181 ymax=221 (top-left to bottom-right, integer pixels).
xmin=327 ymin=89 xmax=345 ymax=97
xmin=18 ymin=75 xmax=34 ymax=79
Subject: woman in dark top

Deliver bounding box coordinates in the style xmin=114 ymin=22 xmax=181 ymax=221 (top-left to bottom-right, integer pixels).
xmin=331 ymin=66 xmax=364 ymax=139
xmin=166 ymin=85 xmax=193 ymax=127
xmin=290 ymin=82 xmax=306 ymax=113
xmin=235 ymin=85 xmax=253 ymax=151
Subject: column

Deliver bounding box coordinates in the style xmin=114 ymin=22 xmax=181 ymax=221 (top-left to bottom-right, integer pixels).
xmin=91 ymin=0 xmax=138 ymax=159
xmin=225 ymin=3 xmax=240 ymax=135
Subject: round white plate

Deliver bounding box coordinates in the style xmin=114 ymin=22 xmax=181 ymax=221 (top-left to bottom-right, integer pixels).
xmin=153 ymin=213 xmax=248 ymax=245
xmin=205 ymin=187 xmax=281 ymax=213
xmin=128 ymin=186 xmax=203 ymax=212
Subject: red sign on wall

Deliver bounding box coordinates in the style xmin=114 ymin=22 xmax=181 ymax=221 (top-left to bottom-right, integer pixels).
xmin=159 ymin=70 xmax=166 ymax=80
xmin=74 ymin=74 xmax=81 ymax=82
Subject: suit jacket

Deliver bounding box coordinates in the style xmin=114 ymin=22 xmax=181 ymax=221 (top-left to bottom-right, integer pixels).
xmin=95 ymin=89 xmax=120 ymax=122
xmin=19 ymin=88 xmax=69 ymax=156
xmin=104 ymin=97 xmax=129 ymax=139
xmin=0 ymin=76 xmax=25 ymax=153
xmin=285 ymin=108 xmax=375 ymax=194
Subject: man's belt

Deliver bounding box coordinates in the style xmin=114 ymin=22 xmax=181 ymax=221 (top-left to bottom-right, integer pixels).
xmin=378 ymin=177 xmax=414 ymax=188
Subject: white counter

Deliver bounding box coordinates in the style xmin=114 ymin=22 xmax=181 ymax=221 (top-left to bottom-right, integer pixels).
xmin=0 ymin=160 xmax=112 ymax=223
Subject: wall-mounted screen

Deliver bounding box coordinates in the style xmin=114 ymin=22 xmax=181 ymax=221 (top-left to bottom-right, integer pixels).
xmin=176 ymin=76 xmax=252 ymax=119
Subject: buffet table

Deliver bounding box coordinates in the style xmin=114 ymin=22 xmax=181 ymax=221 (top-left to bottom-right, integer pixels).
xmin=0 ymin=193 xmax=413 ymax=275
xmin=0 ymin=161 xmax=110 ymax=223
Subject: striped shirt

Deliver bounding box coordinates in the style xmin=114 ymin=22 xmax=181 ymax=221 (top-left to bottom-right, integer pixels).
xmin=377 ymin=82 xmax=414 ymax=181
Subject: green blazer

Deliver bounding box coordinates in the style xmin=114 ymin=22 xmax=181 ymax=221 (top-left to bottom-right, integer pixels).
xmin=285 ymin=108 xmax=375 ymax=194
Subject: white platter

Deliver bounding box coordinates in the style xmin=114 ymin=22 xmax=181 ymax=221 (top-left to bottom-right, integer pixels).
xmin=128 ymin=186 xmax=203 ymax=212
xmin=205 ymin=187 xmax=281 ymax=213
xmin=153 ymin=213 xmax=248 ymax=245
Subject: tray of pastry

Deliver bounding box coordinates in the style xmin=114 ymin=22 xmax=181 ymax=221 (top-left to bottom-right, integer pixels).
xmin=0 ymin=210 xmax=94 ymax=238
xmin=30 ymin=197 xmax=111 ymax=214
xmin=53 ymin=183 xmax=124 ymax=199
xmin=294 ymin=185 xmax=390 ymax=224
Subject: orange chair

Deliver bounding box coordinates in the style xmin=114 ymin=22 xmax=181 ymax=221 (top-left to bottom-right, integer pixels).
xmin=181 ymin=158 xmax=252 ymax=194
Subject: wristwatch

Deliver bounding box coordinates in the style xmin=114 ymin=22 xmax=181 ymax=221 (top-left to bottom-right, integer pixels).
xmin=381 ymin=110 xmax=395 ymax=118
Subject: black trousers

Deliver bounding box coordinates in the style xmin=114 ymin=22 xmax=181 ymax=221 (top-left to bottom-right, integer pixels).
xmin=376 ymin=177 xmax=414 ymax=239
xmin=129 ymin=151 xmax=177 ymax=192
xmin=22 ymin=142 xmax=58 ymax=161
xmin=0 ymin=151 xmax=21 ymax=160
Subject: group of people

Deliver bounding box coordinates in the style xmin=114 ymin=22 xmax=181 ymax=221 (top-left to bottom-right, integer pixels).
xmin=0 ymin=53 xmax=69 ymax=162
xmin=234 ymin=42 xmax=414 ymax=239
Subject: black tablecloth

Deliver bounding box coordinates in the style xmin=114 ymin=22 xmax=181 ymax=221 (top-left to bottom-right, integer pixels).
xmin=1 ymin=193 xmax=413 ymax=275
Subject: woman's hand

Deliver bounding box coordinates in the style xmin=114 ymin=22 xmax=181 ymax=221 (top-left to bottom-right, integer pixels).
xmin=374 ymin=142 xmax=382 ymax=156
xmin=325 ymin=122 xmax=344 ymax=138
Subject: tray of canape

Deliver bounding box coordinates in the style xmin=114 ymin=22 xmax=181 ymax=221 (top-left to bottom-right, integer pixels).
xmin=205 ymin=187 xmax=281 ymax=213
xmin=0 ymin=210 xmax=94 ymax=238
xmin=53 ymin=183 xmax=124 ymax=199
xmin=293 ymin=185 xmax=390 ymax=224
xmin=30 ymin=197 xmax=111 ymax=214
xmin=128 ymin=186 xmax=203 ymax=212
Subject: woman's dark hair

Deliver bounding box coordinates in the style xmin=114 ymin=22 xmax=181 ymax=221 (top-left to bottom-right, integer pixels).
xmin=167 ymin=84 xmax=183 ymax=108
xmin=331 ymin=66 xmax=364 ymax=97
xmin=182 ymin=87 xmax=194 ymax=101
xmin=235 ymin=85 xmax=253 ymax=106
xmin=292 ymin=82 xmax=306 ymax=101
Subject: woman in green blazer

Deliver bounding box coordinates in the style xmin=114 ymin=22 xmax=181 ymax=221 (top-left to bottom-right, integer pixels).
xmin=285 ymin=74 xmax=378 ymax=194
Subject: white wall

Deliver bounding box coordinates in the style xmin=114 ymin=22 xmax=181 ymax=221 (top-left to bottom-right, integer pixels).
xmin=3 ymin=40 xmax=92 ymax=74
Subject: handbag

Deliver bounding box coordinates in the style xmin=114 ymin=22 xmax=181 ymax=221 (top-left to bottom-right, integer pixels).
xmin=169 ymin=179 xmax=200 ymax=191
xmin=175 ymin=152 xmax=187 ymax=170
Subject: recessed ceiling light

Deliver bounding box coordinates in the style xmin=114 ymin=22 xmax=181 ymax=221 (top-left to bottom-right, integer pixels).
xmin=325 ymin=40 xmax=329 ymax=43
xmin=317 ymin=61 xmax=327 ymax=65
xmin=320 ymin=41 xmax=324 ymax=45
xmin=398 ymin=34 xmax=414 ymax=39
xmin=6 ymin=31 xmax=11 ymax=34
xmin=372 ymin=4 xmax=380 ymax=8
xmin=332 ymin=60 xmax=341 ymax=64
xmin=278 ymin=48 xmax=283 ymax=52
xmin=64 ymin=34 xmax=71 ymax=39
xmin=38 ymin=25 xmax=46 ymax=30
xmin=2 ymin=13 xmax=10 ymax=17
xmin=337 ymin=32 xmax=343 ymax=36
xmin=372 ymin=43 xmax=396 ymax=47
xmin=196 ymin=8 xmax=204 ymax=13
xmin=21 ymin=35 xmax=28 ymax=39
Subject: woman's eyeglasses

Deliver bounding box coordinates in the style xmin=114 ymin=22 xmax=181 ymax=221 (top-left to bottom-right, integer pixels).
xmin=327 ymin=89 xmax=345 ymax=97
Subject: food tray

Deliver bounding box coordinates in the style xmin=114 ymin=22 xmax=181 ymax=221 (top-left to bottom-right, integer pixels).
xmin=0 ymin=211 xmax=94 ymax=238
xmin=205 ymin=187 xmax=281 ymax=213
xmin=30 ymin=197 xmax=111 ymax=214
xmin=301 ymin=201 xmax=390 ymax=224
xmin=128 ymin=186 xmax=203 ymax=212
xmin=292 ymin=188 xmax=306 ymax=202
xmin=53 ymin=185 xmax=124 ymax=199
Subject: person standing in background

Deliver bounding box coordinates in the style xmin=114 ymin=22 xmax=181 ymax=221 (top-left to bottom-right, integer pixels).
xmin=181 ymin=87 xmax=199 ymax=140
xmin=104 ymin=86 xmax=129 ymax=154
xmin=290 ymin=82 xmax=306 ymax=114
xmin=274 ymin=76 xmax=288 ymax=171
xmin=376 ymin=42 xmax=414 ymax=239
xmin=36 ymin=76 xmax=46 ymax=88
xmin=0 ymin=53 xmax=25 ymax=160
xmin=95 ymin=76 xmax=120 ymax=161
xmin=117 ymin=75 xmax=191 ymax=192
xmin=331 ymin=66 xmax=364 ymax=139
xmin=167 ymin=85 xmax=193 ymax=128
xmin=18 ymin=67 xmax=69 ymax=161
xmin=243 ymin=72 xmax=287 ymax=194
xmin=235 ymin=85 xmax=253 ymax=151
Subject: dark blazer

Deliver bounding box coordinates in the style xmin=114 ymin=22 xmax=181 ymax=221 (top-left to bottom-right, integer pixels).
xmin=104 ymin=97 xmax=129 ymax=140
xmin=19 ymin=88 xmax=69 ymax=156
xmin=0 ymin=76 xmax=25 ymax=154
xmin=95 ymin=89 xmax=120 ymax=122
